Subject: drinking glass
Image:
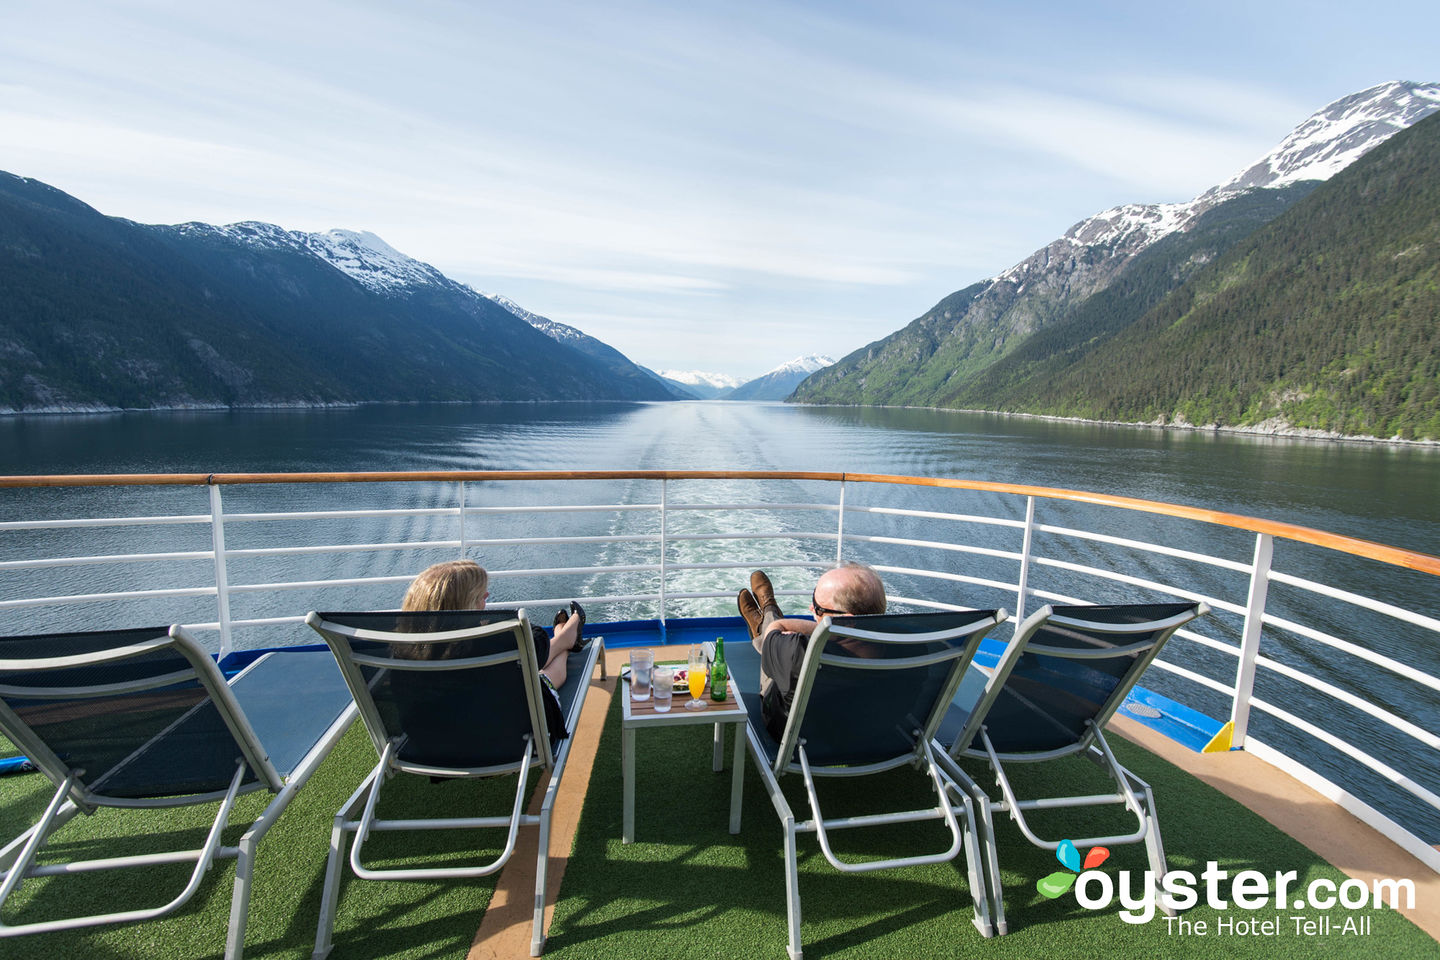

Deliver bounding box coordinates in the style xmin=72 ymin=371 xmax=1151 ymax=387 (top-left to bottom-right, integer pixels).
xmin=685 ymin=645 xmax=708 ymax=710
xmin=653 ymin=666 xmax=673 ymax=712
xmin=630 ymin=649 xmax=653 ymax=701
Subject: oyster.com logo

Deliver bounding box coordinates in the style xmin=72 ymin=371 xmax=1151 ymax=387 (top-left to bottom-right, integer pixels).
xmin=1035 ymin=836 xmax=1414 ymax=932
xmin=1036 ymin=839 xmax=1109 ymax=899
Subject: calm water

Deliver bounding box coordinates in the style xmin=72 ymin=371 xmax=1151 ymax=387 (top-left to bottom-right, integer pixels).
xmin=3 ymin=401 xmax=1437 ymax=550
xmin=2 ymin=401 xmax=1438 ymax=837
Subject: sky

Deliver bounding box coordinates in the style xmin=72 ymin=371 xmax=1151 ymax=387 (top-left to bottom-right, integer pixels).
xmin=3 ymin=1 xmax=1438 ymax=379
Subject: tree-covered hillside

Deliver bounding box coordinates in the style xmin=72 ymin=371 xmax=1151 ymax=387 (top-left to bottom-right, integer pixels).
xmin=794 ymin=113 xmax=1440 ymax=441
xmin=997 ymin=111 xmax=1440 ymax=439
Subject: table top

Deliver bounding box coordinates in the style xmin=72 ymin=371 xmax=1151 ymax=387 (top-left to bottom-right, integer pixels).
xmin=622 ymin=678 xmax=746 ymax=725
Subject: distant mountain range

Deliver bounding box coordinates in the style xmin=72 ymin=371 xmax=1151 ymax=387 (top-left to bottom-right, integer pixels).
xmin=652 ymin=369 xmax=745 ymax=400
xmin=792 ymin=81 xmax=1440 ymax=441
xmin=645 ymin=357 xmax=836 ymax=401
xmin=0 ymin=181 xmax=678 ymax=412
xmin=727 ymin=355 xmax=835 ymax=401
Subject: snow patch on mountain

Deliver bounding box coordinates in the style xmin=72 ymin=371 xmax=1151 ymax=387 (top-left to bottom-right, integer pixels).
xmin=1206 ymin=80 xmax=1440 ymax=197
xmin=759 ymin=355 xmax=834 ymax=378
xmin=481 ymin=292 xmax=587 ymax=342
xmin=1002 ymin=81 xmax=1440 ymax=284
xmin=299 ymin=229 xmax=447 ymax=291
xmin=655 ymin=369 xmax=745 ymax=390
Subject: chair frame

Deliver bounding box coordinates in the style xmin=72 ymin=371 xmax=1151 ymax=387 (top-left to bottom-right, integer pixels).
xmin=934 ymin=601 xmax=1208 ymax=934
xmin=306 ymin=609 xmax=605 ymax=958
xmin=745 ymin=608 xmax=1008 ymax=960
xmin=0 ymin=625 xmax=356 ymax=958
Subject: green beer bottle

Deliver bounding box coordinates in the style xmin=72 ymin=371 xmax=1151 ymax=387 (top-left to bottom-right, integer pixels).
xmin=710 ymin=636 xmax=728 ymax=701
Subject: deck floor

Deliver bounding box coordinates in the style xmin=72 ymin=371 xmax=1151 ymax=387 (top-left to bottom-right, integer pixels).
xmin=1 ymin=621 xmax=1435 ymax=957
xmin=472 ymin=635 xmax=1440 ymax=956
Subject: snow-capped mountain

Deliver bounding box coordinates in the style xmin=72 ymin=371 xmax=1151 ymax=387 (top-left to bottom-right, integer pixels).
xmin=175 ymin=222 xmax=457 ymax=293
xmin=0 ymin=171 xmax=682 ymax=411
xmin=1204 ymin=80 xmax=1440 ymax=198
xmin=797 ymin=81 xmax=1440 ymax=407
xmin=1005 ymin=80 xmax=1440 ymax=281
xmin=649 ymin=369 xmax=744 ymax=400
xmin=483 ymin=292 xmax=588 ymax=344
xmin=179 ymin=220 xmax=678 ymax=399
xmin=728 ymin=355 xmax=835 ymax=401
xmin=760 ymin=355 xmax=834 ymax=378
xmin=657 ymin=370 xmax=745 ymax=389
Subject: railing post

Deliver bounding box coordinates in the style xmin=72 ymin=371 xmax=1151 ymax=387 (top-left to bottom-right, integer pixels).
xmin=1014 ymin=496 xmax=1036 ymax=626
xmin=208 ymin=484 xmax=234 ymax=659
xmin=658 ymin=479 xmax=668 ymax=624
xmin=457 ymin=481 xmax=468 ymax=557
xmin=1230 ymin=533 xmax=1274 ymax=748
xmin=835 ymin=480 xmax=846 ymax=565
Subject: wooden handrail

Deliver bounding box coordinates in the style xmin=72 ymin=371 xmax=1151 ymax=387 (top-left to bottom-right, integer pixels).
xmin=2 ymin=470 xmax=1436 ymax=577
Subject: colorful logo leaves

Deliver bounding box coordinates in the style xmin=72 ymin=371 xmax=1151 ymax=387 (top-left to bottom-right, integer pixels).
xmin=1036 ymin=839 xmax=1109 ymax=899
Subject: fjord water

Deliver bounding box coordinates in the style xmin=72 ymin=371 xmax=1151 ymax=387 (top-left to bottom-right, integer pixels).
xmin=2 ymin=401 xmax=1438 ymax=838
xmin=3 ymin=401 xmax=1436 ymax=550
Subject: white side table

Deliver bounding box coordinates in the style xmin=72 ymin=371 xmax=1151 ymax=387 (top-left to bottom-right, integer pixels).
xmin=620 ymin=677 xmax=747 ymax=844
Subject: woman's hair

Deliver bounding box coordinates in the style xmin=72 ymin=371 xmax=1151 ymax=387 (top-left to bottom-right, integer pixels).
xmin=401 ymin=560 xmax=488 ymax=612
xmin=393 ymin=560 xmax=489 ymax=660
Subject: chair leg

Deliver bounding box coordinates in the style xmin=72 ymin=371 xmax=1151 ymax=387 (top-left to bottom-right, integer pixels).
xmin=531 ymin=795 xmax=554 ymax=956
xmin=1136 ymin=778 xmax=1173 ymax=916
xmin=314 ymin=774 xmax=372 ymax=959
xmin=975 ymin=795 xmax=1007 ymax=936
xmin=225 ymin=834 xmax=258 ymax=960
xmin=782 ymin=816 xmax=802 ymax=960
xmin=956 ymin=790 xmax=994 ymax=938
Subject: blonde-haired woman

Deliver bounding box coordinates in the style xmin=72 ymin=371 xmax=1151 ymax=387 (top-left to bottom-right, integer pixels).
xmin=400 ymin=559 xmax=586 ymax=741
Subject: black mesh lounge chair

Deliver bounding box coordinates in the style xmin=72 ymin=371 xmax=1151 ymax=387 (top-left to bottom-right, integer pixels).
xmin=728 ymin=608 xmax=1008 ymax=960
xmin=0 ymin=625 xmax=357 ymax=958
xmin=933 ymin=601 xmax=1208 ymax=934
xmin=305 ymin=609 xmax=605 ymax=958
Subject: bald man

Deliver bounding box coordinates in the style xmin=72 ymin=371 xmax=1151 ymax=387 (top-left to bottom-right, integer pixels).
xmin=738 ymin=562 xmax=887 ymax=741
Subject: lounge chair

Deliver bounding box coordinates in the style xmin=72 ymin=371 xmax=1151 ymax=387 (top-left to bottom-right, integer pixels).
xmin=727 ymin=608 xmax=1008 ymax=960
xmin=933 ymin=601 xmax=1208 ymax=934
xmin=305 ymin=609 xmax=604 ymax=958
xmin=0 ymin=625 xmax=357 ymax=958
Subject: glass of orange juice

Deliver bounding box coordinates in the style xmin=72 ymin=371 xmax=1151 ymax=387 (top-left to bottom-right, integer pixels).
xmin=685 ymin=645 xmax=709 ymax=710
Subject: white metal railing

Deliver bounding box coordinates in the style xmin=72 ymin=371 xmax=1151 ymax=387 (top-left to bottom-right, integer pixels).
xmin=1 ymin=470 xmax=1437 ymax=874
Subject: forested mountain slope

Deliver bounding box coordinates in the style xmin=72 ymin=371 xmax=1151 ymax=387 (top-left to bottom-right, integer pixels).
xmin=1013 ymin=112 xmax=1440 ymax=439
xmin=0 ymin=173 xmax=673 ymax=412
xmin=791 ymin=82 xmax=1440 ymax=439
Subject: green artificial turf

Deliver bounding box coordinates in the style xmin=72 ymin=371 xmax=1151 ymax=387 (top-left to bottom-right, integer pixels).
xmin=543 ymin=697 xmax=1436 ymax=960
xmin=0 ymin=727 xmax=516 ymax=959
xmin=3 ymin=704 xmax=1436 ymax=960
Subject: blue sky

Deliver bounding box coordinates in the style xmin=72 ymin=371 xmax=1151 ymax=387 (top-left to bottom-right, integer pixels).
xmin=3 ymin=1 xmax=1437 ymax=378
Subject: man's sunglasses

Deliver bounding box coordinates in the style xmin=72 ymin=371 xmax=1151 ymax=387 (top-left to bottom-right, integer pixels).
xmin=811 ymin=591 xmax=843 ymax=617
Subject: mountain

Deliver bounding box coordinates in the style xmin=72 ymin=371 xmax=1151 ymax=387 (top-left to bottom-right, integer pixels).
xmin=792 ymin=81 xmax=1440 ymax=430
xmin=0 ymin=174 xmax=676 ymax=412
xmin=483 ymin=293 xmax=690 ymax=400
xmin=653 ymin=369 xmax=745 ymax=400
xmin=989 ymin=110 xmax=1440 ymax=439
xmin=728 ymin=355 xmax=835 ymax=401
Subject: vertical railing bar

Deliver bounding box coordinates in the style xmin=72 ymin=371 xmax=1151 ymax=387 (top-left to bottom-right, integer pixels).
xmin=658 ymin=478 xmax=668 ymax=626
xmin=457 ymin=481 xmax=468 ymax=557
xmin=1014 ymin=495 xmax=1036 ymax=629
xmin=1231 ymin=533 xmax=1274 ymax=747
xmin=835 ymin=480 xmax=846 ymax=566
xmin=208 ymin=484 xmax=234 ymax=659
